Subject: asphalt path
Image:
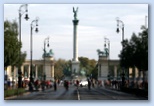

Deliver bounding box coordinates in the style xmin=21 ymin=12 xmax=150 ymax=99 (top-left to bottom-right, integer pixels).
xmin=8 ymin=85 xmax=77 ymax=100
xmin=7 ymin=85 xmax=148 ymax=100
xmin=78 ymin=87 xmax=147 ymax=100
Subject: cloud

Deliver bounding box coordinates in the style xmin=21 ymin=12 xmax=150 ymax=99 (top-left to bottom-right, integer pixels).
xmin=4 ymin=4 xmax=148 ymax=60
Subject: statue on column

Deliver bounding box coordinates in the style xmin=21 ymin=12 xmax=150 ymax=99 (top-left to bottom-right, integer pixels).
xmin=73 ymin=7 xmax=78 ymax=20
xmin=104 ymin=48 xmax=109 ymax=57
xmin=43 ymin=49 xmax=54 ymax=57
xmin=97 ymin=48 xmax=109 ymax=57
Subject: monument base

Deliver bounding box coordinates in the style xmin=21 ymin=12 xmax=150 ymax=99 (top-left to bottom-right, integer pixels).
xmin=71 ymin=61 xmax=80 ymax=76
xmin=98 ymin=55 xmax=109 ymax=81
xmin=98 ymin=76 xmax=108 ymax=81
xmin=72 ymin=61 xmax=80 ymax=79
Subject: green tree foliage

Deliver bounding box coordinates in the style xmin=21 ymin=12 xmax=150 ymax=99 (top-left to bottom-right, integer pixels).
xmin=4 ymin=20 xmax=26 ymax=70
xmin=54 ymin=59 xmax=72 ymax=79
xmin=91 ymin=64 xmax=98 ymax=79
xmin=78 ymin=57 xmax=97 ymax=78
xmin=54 ymin=59 xmax=65 ymax=79
xmin=134 ymin=26 xmax=148 ymax=71
xmin=54 ymin=57 xmax=97 ymax=79
xmin=78 ymin=57 xmax=89 ymax=68
xmin=63 ymin=60 xmax=72 ymax=76
xmin=119 ymin=26 xmax=148 ymax=72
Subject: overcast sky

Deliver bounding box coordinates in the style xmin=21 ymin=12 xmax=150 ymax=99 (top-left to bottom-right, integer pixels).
xmin=4 ymin=4 xmax=148 ymax=61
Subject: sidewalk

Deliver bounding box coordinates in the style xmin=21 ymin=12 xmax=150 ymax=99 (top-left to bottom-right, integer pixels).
xmin=99 ymin=85 xmax=148 ymax=98
xmin=5 ymin=90 xmax=31 ymax=100
xmin=5 ymin=86 xmax=52 ymax=100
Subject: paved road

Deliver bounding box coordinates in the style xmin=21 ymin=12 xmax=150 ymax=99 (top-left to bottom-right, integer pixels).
xmin=7 ymin=85 xmax=148 ymax=100
xmin=79 ymin=87 xmax=147 ymax=100
xmin=9 ymin=85 xmax=77 ymax=100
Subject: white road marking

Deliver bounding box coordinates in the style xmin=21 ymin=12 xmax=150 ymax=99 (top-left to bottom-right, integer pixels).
xmin=77 ymin=89 xmax=80 ymax=100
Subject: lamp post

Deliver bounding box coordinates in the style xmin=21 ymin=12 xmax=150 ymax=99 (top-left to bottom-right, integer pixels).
xmin=104 ymin=37 xmax=110 ymax=80
xmin=18 ymin=4 xmax=29 ymax=88
xmin=116 ymin=17 xmax=125 ymax=86
xmin=43 ymin=37 xmax=50 ymax=81
xmin=145 ymin=16 xmax=148 ymax=29
xmin=30 ymin=18 xmax=39 ymax=87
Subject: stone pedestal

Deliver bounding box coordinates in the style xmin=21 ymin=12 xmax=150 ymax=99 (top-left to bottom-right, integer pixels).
xmin=98 ymin=56 xmax=109 ymax=80
xmin=44 ymin=56 xmax=54 ymax=80
xmin=72 ymin=61 xmax=80 ymax=75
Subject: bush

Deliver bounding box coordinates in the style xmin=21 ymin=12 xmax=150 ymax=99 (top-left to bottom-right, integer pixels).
xmin=4 ymin=88 xmax=26 ymax=98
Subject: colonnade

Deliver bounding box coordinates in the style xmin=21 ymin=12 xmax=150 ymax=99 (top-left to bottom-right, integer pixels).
xmin=5 ymin=59 xmax=54 ymax=82
xmin=98 ymin=63 xmax=146 ymax=81
xmin=97 ymin=56 xmax=147 ymax=81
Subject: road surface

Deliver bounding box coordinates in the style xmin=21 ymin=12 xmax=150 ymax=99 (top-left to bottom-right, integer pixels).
xmin=7 ymin=85 xmax=147 ymax=100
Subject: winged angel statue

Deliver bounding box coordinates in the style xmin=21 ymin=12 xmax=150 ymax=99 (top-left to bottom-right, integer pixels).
xmin=73 ymin=7 xmax=78 ymax=20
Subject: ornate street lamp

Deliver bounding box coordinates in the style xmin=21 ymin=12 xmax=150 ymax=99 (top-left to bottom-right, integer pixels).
xmin=18 ymin=4 xmax=29 ymax=88
xmin=29 ymin=17 xmax=39 ymax=90
xmin=116 ymin=17 xmax=125 ymax=86
xmin=104 ymin=37 xmax=110 ymax=80
xmin=104 ymin=37 xmax=110 ymax=59
xmin=43 ymin=37 xmax=50 ymax=81
xmin=116 ymin=17 xmax=124 ymax=42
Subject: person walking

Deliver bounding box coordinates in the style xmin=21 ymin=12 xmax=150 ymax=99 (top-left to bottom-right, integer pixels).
xmin=54 ymin=80 xmax=57 ymax=91
xmin=41 ymin=80 xmax=45 ymax=91
xmin=76 ymin=80 xmax=79 ymax=89
xmin=88 ymin=79 xmax=91 ymax=90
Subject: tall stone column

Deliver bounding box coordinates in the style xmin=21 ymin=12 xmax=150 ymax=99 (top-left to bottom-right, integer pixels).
xmin=72 ymin=7 xmax=80 ymax=76
xmin=114 ymin=65 xmax=117 ymax=79
xmin=21 ymin=65 xmax=24 ymax=76
xmin=135 ymin=67 xmax=138 ymax=80
xmin=51 ymin=65 xmax=54 ymax=78
xmin=73 ymin=19 xmax=79 ymax=62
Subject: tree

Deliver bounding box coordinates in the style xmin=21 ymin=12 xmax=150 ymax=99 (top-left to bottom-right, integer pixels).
xmin=119 ymin=26 xmax=148 ymax=81
xmin=54 ymin=59 xmax=72 ymax=79
xmin=134 ymin=26 xmax=148 ymax=71
xmin=78 ymin=57 xmax=89 ymax=68
xmin=63 ymin=60 xmax=72 ymax=76
xmin=78 ymin=57 xmax=97 ymax=78
xmin=133 ymin=26 xmax=148 ymax=82
xmin=4 ymin=20 xmax=26 ymax=75
xmin=91 ymin=64 xmax=98 ymax=79
xmin=54 ymin=57 xmax=97 ymax=79
xmin=54 ymin=59 xmax=65 ymax=79
xmin=119 ymin=38 xmax=135 ymax=68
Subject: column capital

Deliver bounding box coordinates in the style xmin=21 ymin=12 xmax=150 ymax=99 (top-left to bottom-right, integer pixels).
xmin=73 ymin=20 xmax=79 ymax=25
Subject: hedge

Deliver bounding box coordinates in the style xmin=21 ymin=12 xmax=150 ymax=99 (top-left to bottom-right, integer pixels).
xmin=4 ymin=88 xmax=26 ymax=98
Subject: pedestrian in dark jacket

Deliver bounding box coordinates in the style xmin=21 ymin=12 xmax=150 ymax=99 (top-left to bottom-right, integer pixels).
xmin=54 ymin=80 xmax=57 ymax=91
xmin=88 ymin=79 xmax=91 ymax=90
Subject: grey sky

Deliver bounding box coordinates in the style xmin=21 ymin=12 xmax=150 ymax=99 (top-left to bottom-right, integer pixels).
xmin=4 ymin=4 xmax=148 ymax=61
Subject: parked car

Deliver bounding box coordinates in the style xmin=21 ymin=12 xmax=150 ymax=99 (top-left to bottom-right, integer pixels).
xmin=79 ymin=80 xmax=88 ymax=87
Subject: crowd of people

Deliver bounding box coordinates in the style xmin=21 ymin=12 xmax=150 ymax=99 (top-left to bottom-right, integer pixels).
xmin=97 ymin=79 xmax=148 ymax=90
xmin=5 ymin=78 xmax=148 ymax=92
